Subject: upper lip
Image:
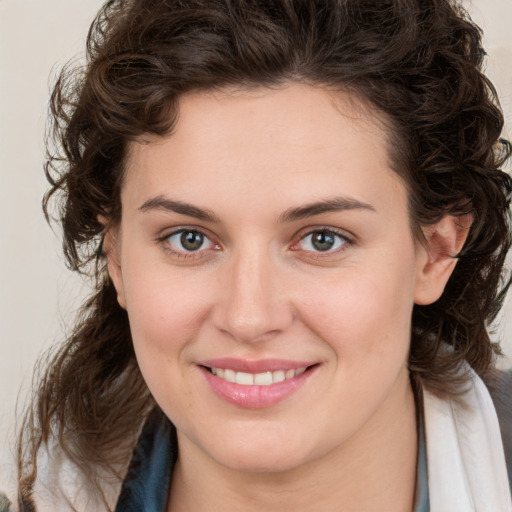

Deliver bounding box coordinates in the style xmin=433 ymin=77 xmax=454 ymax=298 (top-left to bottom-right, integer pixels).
xmin=198 ymin=358 xmax=316 ymax=373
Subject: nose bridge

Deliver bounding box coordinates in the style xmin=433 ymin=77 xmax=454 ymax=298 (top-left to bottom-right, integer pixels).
xmin=215 ymin=242 xmax=290 ymax=342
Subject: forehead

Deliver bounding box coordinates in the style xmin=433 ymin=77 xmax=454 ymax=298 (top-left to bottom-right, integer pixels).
xmin=122 ymin=83 xmax=406 ymax=219
xmin=139 ymin=84 xmax=389 ymax=149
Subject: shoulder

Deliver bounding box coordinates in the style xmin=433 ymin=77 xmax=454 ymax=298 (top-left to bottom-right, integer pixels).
xmin=0 ymin=493 xmax=12 ymax=512
xmin=485 ymin=368 xmax=512 ymax=484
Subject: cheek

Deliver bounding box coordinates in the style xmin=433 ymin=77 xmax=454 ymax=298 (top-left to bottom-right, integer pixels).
xmin=121 ymin=267 xmax=213 ymax=416
xmin=120 ymin=258 xmax=213 ymax=366
xmin=297 ymin=256 xmax=417 ymax=361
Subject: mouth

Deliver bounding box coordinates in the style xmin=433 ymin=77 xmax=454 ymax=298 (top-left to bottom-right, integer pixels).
xmin=198 ymin=361 xmax=319 ymax=408
xmin=204 ymin=366 xmax=308 ymax=386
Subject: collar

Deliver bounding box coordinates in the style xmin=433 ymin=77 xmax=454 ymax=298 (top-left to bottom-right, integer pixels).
xmin=422 ymin=369 xmax=512 ymax=511
xmin=114 ymin=408 xmax=176 ymax=512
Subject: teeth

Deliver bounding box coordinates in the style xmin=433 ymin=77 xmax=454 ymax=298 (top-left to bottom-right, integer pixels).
xmin=210 ymin=366 xmax=308 ymax=386
xmin=224 ymin=369 xmax=236 ymax=383
xmin=236 ymin=371 xmax=254 ymax=385
xmin=254 ymin=372 xmax=273 ymax=385
xmin=273 ymin=370 xmax=285 ymax=383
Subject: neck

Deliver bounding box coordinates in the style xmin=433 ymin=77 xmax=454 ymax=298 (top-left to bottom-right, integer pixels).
xmin=168 ymin=373 xmax=418 ymax=512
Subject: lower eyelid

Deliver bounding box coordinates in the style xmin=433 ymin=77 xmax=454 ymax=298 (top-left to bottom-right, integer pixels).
xmin=158 ymin=228 xmax=225 ymax=261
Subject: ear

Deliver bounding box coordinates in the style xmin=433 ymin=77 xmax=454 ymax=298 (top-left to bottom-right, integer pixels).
xmin=414 ymin=214 xmax=472 ymax=305
xmin=102 ymin=223 xmax=127 ymax=310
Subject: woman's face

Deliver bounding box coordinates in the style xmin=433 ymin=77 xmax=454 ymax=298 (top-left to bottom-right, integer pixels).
xmin=108 ymin=84 xmax=439 ymax=473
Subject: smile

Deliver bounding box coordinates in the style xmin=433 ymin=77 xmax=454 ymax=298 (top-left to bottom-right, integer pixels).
xmin=199 ymin=360 xmax=318 ymax=408
xmin=209 ymin=367 xmax=307 ymax=386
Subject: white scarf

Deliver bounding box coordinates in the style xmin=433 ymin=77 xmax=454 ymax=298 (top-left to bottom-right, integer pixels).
xmin=423 ymin=370 xmax=512 ymax=511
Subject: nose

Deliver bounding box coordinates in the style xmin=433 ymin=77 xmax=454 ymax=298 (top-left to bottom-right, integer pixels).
xmin=212 ymin=247 xmax=293 ymax=343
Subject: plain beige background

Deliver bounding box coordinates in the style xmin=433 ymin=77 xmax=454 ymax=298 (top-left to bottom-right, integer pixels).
xmin=0 ymin=0 xmax=511 ymax=491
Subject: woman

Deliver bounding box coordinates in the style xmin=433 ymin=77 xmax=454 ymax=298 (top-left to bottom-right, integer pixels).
xmin=4 ymin=0 xmax=512 ymax=510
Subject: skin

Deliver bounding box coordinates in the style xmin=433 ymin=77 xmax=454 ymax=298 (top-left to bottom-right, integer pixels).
xmin=106 ymin=83 xmax=467 ymax=511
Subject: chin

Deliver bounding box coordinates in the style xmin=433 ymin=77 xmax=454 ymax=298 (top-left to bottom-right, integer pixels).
xmin=203 ymin=431 xmax=318 ymax=474
xmin=219 ymin=451 xmax=307 ymax=474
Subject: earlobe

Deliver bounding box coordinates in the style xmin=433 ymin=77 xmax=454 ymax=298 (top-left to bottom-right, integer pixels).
xmin=103 ymin=228 xmax=127 ymax=310
xmin=414 ymin=214 xmax=472 ymax=305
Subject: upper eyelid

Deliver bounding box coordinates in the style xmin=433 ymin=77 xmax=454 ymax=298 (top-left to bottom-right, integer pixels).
xmin=293 ymin=225 xmax=355 ymax=243
xmin=158 ymin=228 xmax=219 ymax=260
xmin=301 ymin=229 xmax=346 ymax=241
xmin=291 ymin=227 xmax=355 ymax=256
xmin=299 ymin=231 xmax=349 ymax=247
xmin=158 ymin=227 xmax=217 ymax=252
xmin=158 ymin=226 xmax=215 ymax=241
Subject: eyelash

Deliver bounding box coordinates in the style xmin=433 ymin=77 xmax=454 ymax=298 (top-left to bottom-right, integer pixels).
xmin=158 ymin=228 xmax=219 ymax=260
xmin=291 ymin=228 xmax=353 ymax=258
xmin=157 ymin=226 xmax=353 ymax=260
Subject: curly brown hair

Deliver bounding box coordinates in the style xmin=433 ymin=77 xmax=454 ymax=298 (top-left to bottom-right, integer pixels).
xmin=18 ymin=0 xmax=512 ymax=508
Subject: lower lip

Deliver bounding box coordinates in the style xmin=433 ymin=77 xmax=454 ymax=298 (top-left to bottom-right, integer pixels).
xmin=200 ymin=366 xmax=315 ymax=408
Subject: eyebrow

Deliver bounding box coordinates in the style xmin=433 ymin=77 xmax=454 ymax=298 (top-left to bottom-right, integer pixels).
xmin=138 ymin=195 xmax=376 ymax=224
xmin=138 ymin=196 xmax=221 ymax=223
xmin=278 ymin=196 xmax=376 ymax=223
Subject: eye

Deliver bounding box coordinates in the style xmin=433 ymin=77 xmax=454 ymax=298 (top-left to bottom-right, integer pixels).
xmin=296 ymin=229 xmax=349 ymax=253
xmin=164 ymin=229 xmax=216 ymax=254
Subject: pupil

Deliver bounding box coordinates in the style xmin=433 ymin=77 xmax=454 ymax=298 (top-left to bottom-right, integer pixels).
xmin=181 ymin=231 xmax=203 ymax=251
xmin=312 ymin=231 xmax=334 ymax=251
